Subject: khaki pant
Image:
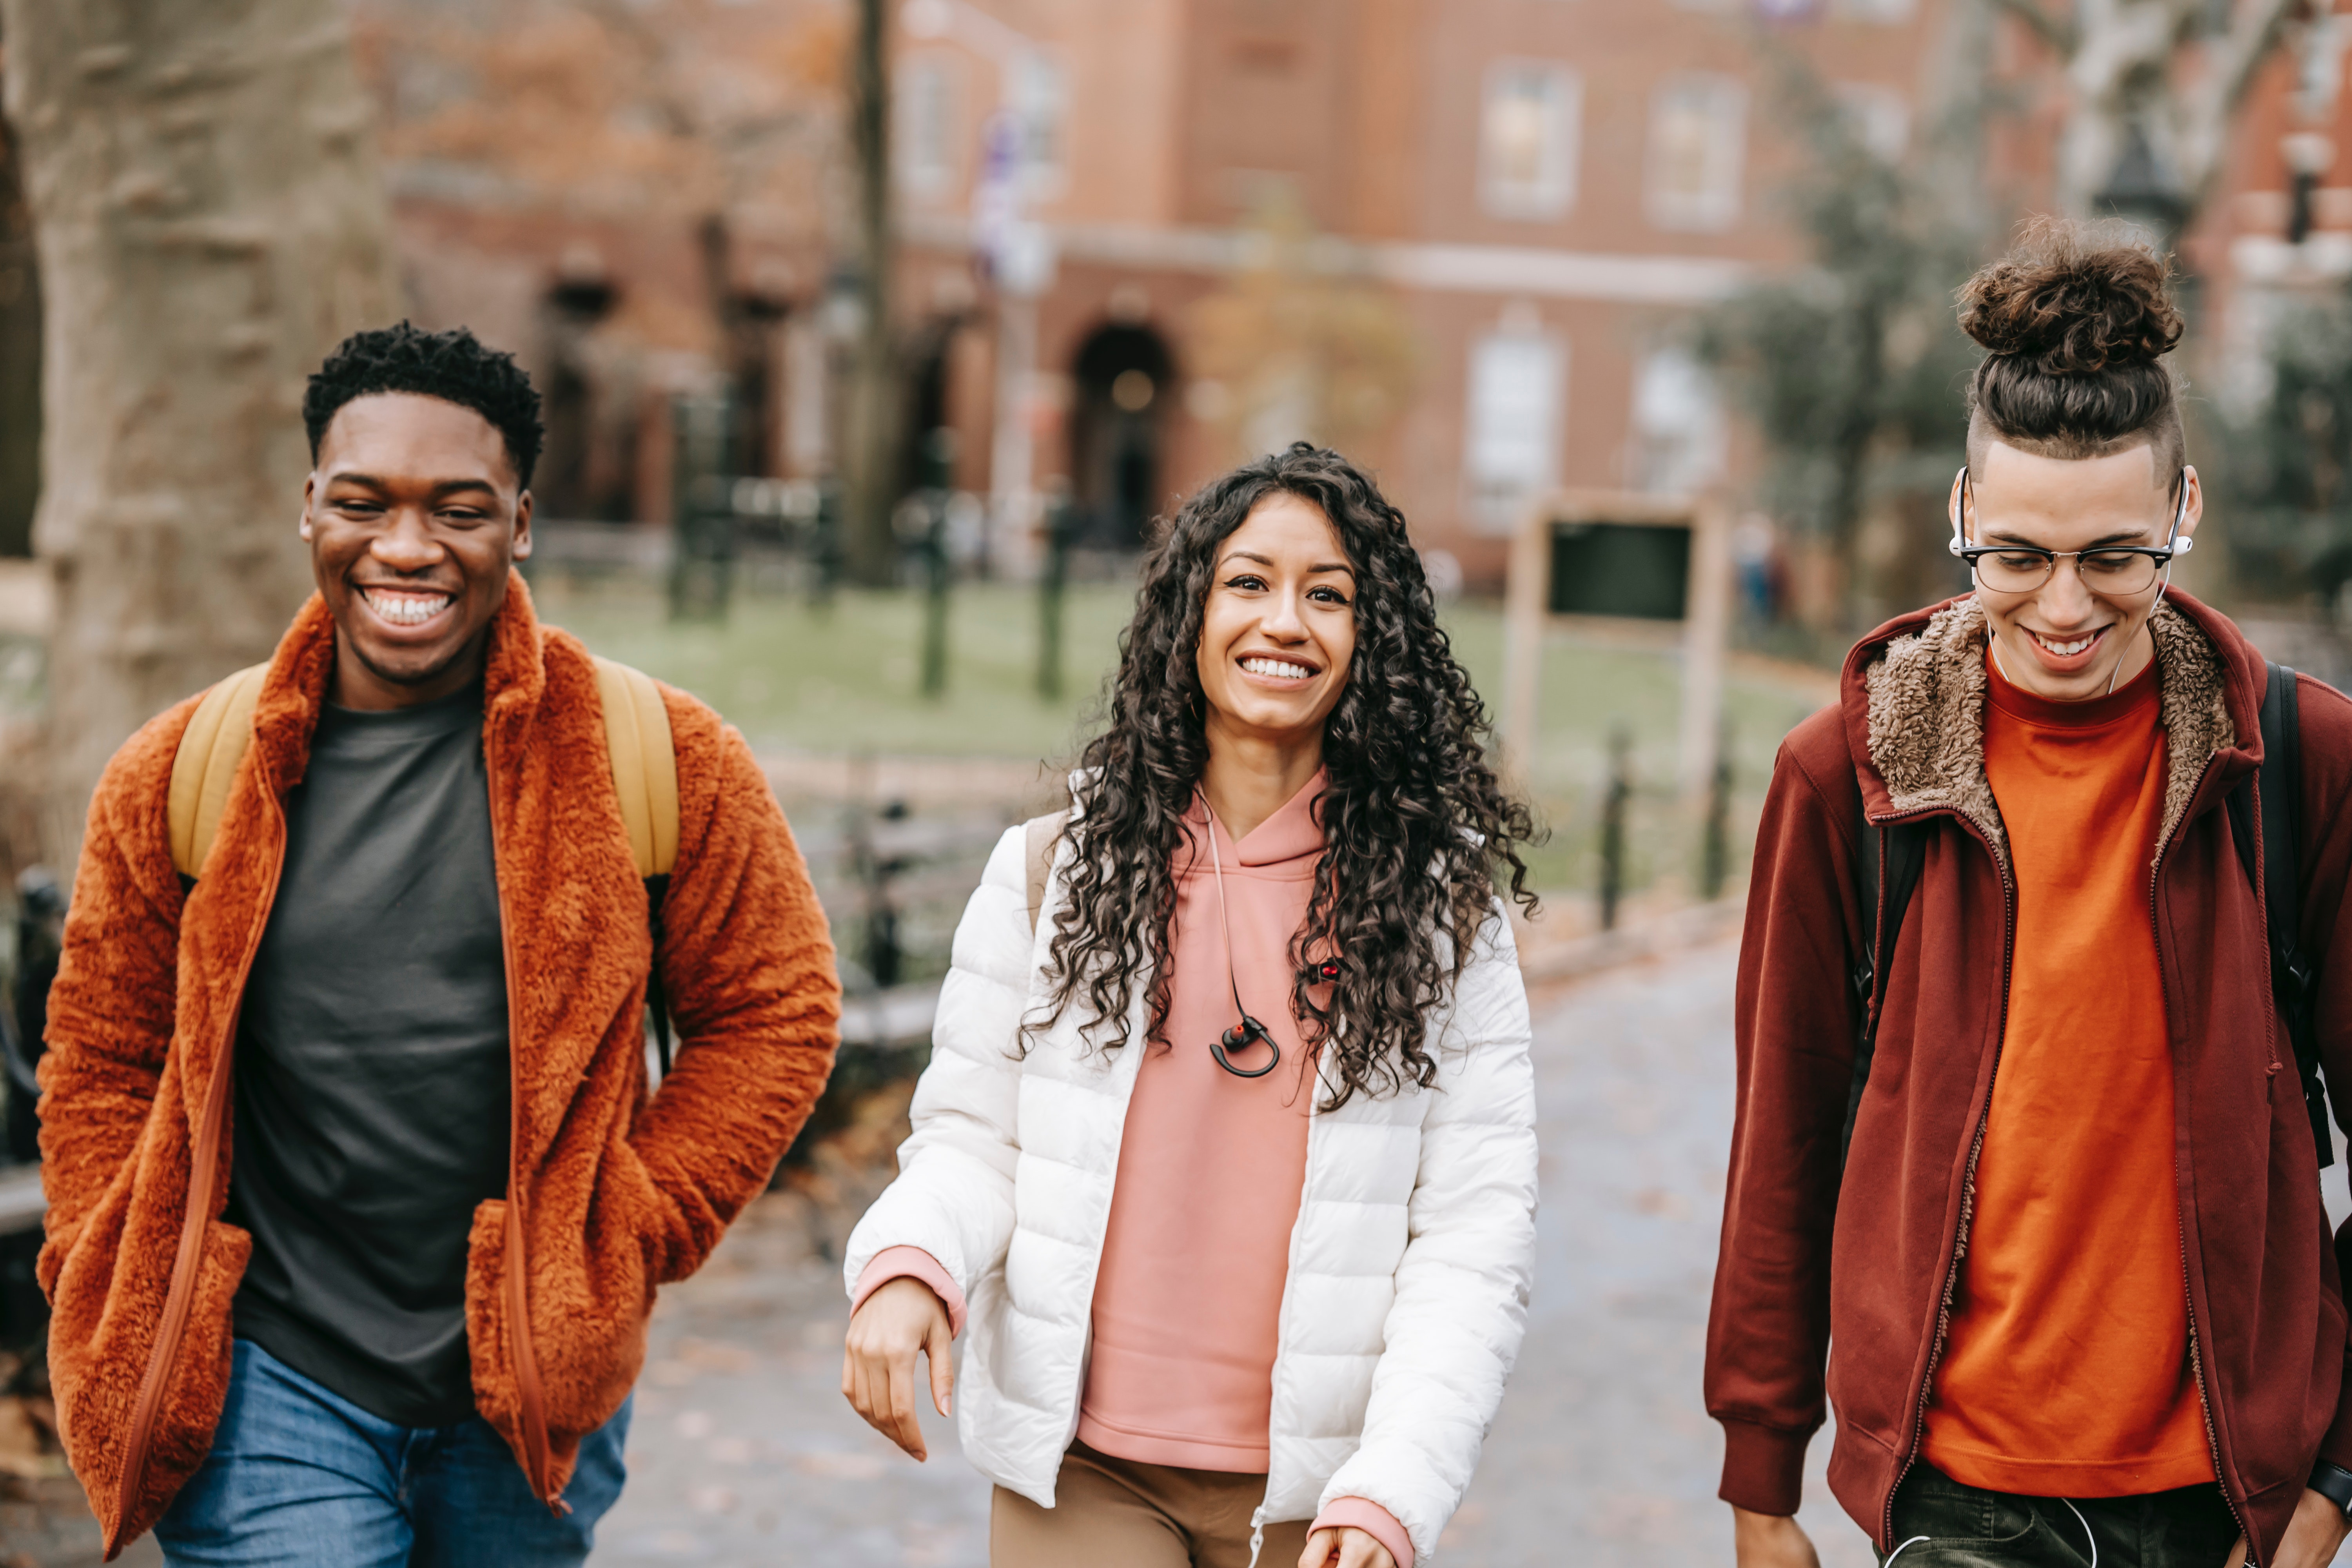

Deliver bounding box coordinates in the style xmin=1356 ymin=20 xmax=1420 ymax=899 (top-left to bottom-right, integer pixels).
xmin=991 ymin=1442 xmax=1313 ymax=1568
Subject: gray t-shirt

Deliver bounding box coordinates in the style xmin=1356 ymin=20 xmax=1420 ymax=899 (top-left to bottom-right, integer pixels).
xmin=225 ymin=684 xmax=511 ymax=1428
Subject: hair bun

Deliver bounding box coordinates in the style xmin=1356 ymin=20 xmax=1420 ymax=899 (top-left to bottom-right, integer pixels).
xmin=1958 ymin=223 xmax=2183 ymax=376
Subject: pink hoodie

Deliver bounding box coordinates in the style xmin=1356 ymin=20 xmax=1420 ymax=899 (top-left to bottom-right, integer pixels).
xmin=856 ymin=772 xmax=1411 ymax=1565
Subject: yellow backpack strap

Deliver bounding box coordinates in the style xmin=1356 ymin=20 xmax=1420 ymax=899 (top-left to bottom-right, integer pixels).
xmin=167 ymin=664 xmax=270 ymax=880
xmin=592 ymin=656 xmax=679 ymax=880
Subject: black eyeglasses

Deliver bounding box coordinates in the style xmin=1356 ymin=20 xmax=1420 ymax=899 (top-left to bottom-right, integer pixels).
xmin=1947 ymin=466 xmax=2193 ymax=594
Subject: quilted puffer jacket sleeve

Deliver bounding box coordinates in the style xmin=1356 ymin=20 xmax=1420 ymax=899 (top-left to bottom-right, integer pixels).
xmin=1320 ymin=907 xmax=1539 ymax=1564
xmin=842 ymin=825 xmax=1032 ymax=1304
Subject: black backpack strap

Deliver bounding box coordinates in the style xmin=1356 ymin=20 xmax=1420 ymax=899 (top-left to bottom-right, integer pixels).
xmin=646 ymin=872 xmax=673 ymax=1079
xmin=2230 ymin=662 xmax=2329 ymax=1167
xmin=1843 ymin=793 xmax=1927 ymax=1167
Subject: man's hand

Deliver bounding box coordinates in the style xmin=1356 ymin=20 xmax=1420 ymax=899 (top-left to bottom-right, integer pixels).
xmin=2232 ymin=1487 xmax=2350 ymax=1568
xmin=1298 ymin=1525 xmax=1396 ymax=1568
xmin=840 ymin=1276 xmax=953 ymax=1461
xmin=1733 ymin=1506 xmax=1821 ymax=1568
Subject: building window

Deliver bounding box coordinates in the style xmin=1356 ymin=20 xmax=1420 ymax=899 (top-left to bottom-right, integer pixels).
xmin=1646 ymin=73 xmax=1747 ymax=233
xmin=1464 ymin=318 xmax=1566 ymax=536
xmin=1695 ymin=0 xmax=1917 ymax=14
xmin=896 ymin=55 xmax=964 ymax=199
xmin=1479 ymin=61 xmax=1581 ymax=221
xmin=1013 ymin=52 xmax=1068 ymax=198
xmin=1629 ymin=347 xmax=1725 ymax=496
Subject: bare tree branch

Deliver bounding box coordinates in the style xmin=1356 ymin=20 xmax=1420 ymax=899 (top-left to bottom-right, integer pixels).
xmin=1986 ymin=0 xmax=2080 ymax=54
xmin=2181 ymin=0 xmax=2303 ymax=210
xmin=2213 ymin=0 xmax=2304 ymax=120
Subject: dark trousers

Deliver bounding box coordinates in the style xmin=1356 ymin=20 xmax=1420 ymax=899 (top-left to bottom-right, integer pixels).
xmin=1880 ymin=1462 xmax=2239 ymax=1567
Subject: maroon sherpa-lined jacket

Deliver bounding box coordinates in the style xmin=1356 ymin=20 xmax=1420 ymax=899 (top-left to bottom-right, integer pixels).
xmin=1706 ymin=590 xmax=2352 ymax=1565
xmin=37 ymin=576 xmax=840 ymax=1555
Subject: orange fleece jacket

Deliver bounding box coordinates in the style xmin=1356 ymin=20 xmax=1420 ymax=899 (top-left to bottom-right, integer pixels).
xmin=37 ymin=577 xmax=840 ymax=1553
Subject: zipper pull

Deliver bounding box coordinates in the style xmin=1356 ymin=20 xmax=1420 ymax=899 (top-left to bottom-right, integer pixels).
xmin=1247 ymin=1505 xmax=1266 ymax=1568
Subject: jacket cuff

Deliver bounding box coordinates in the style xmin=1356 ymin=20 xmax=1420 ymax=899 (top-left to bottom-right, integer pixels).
xmin=2321 ymin=1345 xmax=2352 ymax=1474
xmin=850 ymin=1246 xmax=967 ymax=1338
xmin=1717 ymin=1416 xmax=1811 ymax=1517
xmin=1311 ymin=1497 xmax=1414 ymax=1568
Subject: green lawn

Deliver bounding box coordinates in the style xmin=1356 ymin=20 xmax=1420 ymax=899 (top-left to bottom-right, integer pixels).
xmin=533 ymin=577 xmax=1138 ymax=762
xmin=533 ymin=575 xmax=1832 ymax=898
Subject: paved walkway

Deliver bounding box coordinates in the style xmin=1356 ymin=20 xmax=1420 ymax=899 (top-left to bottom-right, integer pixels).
xmin=591 ymin=934 xmax=1877 ymax=1568
xmin=18 ymin=935 xmax=2348 ymax=1565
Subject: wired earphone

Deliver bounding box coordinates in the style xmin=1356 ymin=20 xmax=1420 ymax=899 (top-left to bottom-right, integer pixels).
xmin=1948 ymin=463 xmax=2193 ymax=697
xmin=1196 ymin=791 xmax=1339 ymax=1079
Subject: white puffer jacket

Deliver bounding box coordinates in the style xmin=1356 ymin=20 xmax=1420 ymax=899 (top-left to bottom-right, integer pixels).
xmin=844 ymin=824 xmax=1539 ymax=1566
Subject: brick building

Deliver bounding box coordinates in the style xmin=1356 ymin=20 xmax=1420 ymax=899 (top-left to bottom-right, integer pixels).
xmin=2195 ymin=6 xmax=2352 ymax=392
xmin=353 ymin=0 xmax=1960 ymax=583
xmin=890 ymin=0 xmax=1955 ymax=581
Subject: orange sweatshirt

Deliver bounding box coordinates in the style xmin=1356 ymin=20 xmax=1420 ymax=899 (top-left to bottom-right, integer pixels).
xmin=1921 ymin=650 xmax=2214 ymax=1497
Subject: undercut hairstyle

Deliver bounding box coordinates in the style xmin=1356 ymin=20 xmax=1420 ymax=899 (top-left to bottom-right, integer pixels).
xmin=1032 ymin=443 xmax=1539 ymax=1110
xmin=1958 ymin=219 xmax=2187 ymax=490
xmin=304 ymin=322 xmax=545 ymax=488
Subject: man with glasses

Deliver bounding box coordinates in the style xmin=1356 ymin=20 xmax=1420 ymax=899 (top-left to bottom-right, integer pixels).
xmin=1712 ymin=229 xmax=2352 ymax=1568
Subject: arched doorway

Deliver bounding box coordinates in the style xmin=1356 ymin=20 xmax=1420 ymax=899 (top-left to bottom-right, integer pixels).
xmin=898 ymin=316 xmax=962 ymax=496
xmin=536 ymin=264 xmax=637 ymax=522
xmin=1069 ymin=323 xmax=1173 ymax=548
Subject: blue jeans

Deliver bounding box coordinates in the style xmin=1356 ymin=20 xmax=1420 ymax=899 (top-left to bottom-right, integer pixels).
xmin=154 ymin=1339 xmax=629 ymax=1568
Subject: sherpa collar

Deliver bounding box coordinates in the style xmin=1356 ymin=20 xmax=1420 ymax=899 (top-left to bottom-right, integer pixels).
xmin=1857 ymin=595 xmax=2236 ymax=878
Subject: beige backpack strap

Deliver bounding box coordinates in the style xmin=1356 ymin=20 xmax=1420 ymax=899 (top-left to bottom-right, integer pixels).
xmin=592 ymin=656 xmax=679 ymax=879
xmin=1024 ymin=810 xmax=1068 ymax=933
xmin=167 ymin=663 xmax=270 ymax=880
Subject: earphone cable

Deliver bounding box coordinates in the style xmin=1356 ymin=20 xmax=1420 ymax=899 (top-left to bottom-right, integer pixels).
xmin=1200 ymin=792 xmax=1252 ymax=1023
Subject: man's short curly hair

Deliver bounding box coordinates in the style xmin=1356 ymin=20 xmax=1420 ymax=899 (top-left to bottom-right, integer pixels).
xmin=304 ymin=322 xmax=544 ymax=487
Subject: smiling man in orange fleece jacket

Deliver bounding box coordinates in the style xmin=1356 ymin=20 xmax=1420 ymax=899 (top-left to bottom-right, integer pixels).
xmin=35 ymin=323 xmax=840 ymax=1566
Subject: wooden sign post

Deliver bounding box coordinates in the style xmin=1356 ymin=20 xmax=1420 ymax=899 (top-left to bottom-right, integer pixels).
xmin=1501 ymin=488 xmax=1732 ymax=805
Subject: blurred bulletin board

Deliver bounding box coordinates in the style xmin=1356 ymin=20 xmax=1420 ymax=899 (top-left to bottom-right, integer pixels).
xmin=1502 ymin=489 xmax=1731 ymax=800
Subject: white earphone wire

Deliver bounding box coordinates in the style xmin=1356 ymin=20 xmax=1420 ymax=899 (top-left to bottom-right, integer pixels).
xmin=1196 ymin=792 xmax=1254 ymax=1027
xmin=2062 ymin=1498 xmax=2098 ymax=1568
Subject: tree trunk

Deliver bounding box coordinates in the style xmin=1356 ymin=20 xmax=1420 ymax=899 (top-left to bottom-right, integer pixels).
xmin=0 ymin=0 xmax=396 ymax=858
xmin=843 ymin=0 xmax=900 ymax=586
xmin=0 ymin=96 xmax=37 ymax=560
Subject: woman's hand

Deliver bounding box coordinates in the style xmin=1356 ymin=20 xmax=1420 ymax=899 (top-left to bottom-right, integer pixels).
xmin=840 ymin=1275 xmax=954 ymax=1461
xmin=1298 ymin=1525 xmax=1396 ymax=1568
xmin=2235 ymin=1488 xmax=2350 ymax=1568
xmin=1732 ymin=1507 xmax=1820 ymax=1568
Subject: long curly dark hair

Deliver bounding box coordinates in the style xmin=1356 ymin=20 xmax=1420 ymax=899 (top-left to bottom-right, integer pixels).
xmin=1033 ymin=443 xmax=1538 ymax=1107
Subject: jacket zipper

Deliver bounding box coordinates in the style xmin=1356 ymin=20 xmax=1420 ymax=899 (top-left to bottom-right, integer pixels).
xmin=114 ymin=807 xmax=287 ymax=1553
xmin=1875 ymin=804 xmax=2014 ymax=1552
xmin=1868 ymin=760 xmax=2258 ymax=1556
xmin=2152 ymin=756 xmax=2256 ymax=1561
xmin=1249 ymin=1053 xmax=1327 ymax=1568
xmin=485 ymin=726 xmax=560 ymax=1513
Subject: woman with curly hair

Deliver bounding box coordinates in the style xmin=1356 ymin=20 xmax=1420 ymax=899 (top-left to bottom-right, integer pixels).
xmin=839 ymin=443 xmax=1541 ymax=1568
